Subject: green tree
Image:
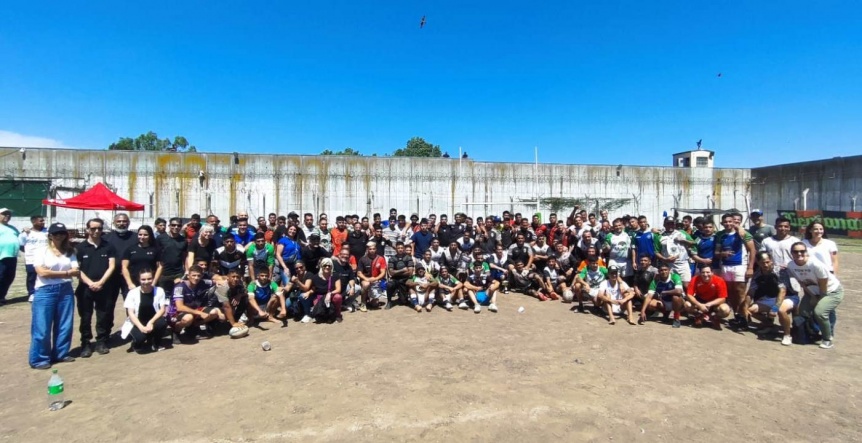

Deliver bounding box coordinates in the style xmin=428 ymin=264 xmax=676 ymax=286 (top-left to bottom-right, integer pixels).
xmin=320 ymin=147 xmax=362 ymax=156
xmin=108 ymin=131 xmax=196 ymax=152
xmin=393 ymin=137 xmax=442 ymax=157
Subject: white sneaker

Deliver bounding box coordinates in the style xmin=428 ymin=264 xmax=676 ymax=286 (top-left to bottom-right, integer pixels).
xmin=474 ymin=305 xmax=481 ymax=313
xmin=239 ymin=313 xmax=248 ymax=323
xmin=444 ymin=302 xmax=453 ymax=311
xmin=488 ymin=303 xmax=498 ymax=313
xmin=458 ymin=301 xmax=469 ymax=310
xmin=781 ymin=335 xmax=792 ymax=346
xmin=819 ymin=340 xmax=834 ymax=349
xmin=28 ymin=294 xmax=34 ymax=302
xmin=300 ymin=315 xmax=312 ymax=323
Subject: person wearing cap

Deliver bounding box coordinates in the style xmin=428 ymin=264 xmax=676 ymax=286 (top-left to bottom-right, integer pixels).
xmin=639 ymin=262 xmax=684 ymax=328
xmin=29 ymin=222 xmax=79 ymax=369
xmin=684 ymin=265 xmax=732 ymax=329
xmin=656 ymin=217 xmax=694 ymax=289
xmin=573 ymin=257 xmax=608 ymax=312
xmin=748 ymin=210 xmax=776 ymax=251
xmin=19 ymin=215 xmax=48 ymax=302
xmin=596 ymin=265 xmax=635 ymax=325
xmin=0 ymin=208 xmax=21 ymax=305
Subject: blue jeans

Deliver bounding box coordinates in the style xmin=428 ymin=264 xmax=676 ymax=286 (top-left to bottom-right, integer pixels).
xmin=25 ymin=264 xmax=37 ymax=296
xmin=0 ymin=256 xmax=17 ymax=301
xmin=29 ymin=282 xmax=75 ymax=367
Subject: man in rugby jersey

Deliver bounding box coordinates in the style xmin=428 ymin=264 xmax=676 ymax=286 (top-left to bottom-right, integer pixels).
xmin=639 ymin=262 xmax=684 ymax=328
xmin=603 ymin=218 xmax=633 ymax=285
xmin=715 ymin=213 xmax=756 ymax=328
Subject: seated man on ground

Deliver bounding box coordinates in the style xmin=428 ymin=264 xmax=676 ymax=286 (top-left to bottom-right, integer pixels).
xmin=407 ymin=264 xmax=437 ymax=312
xmin=684 ymin=265 xmax=732 ymax=329
xmin=596 ymin=265 xmax=635 ymax=325
xmin=540 ymin=256 xmax=565 ymax=301
xmin=747 ymin=252 xmax=797 ymax=346
xmin=639 ymin=262 xmax=684 ymax=328
xmin=215 ymin=268 xmax=250 ymax=335
xmin=460 ymin=260 xmax=499 ymax=313
xmin=169 ymin=265 xmax=221 ymax=343
xmin=435 ymin=266 xmax=462 ymax=311
xmin=247 ymin=267 xmax=287 ymax=326
xmin=573 ymin=257 xmax=608 ymax=312
xmin=508 ymin=260 xmax=542 ymax=300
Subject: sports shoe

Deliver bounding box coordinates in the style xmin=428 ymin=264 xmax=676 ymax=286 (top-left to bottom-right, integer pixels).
xmin=359 ymin=303 xmax=368 ymax=313
xmin=819 ymin=340 xmax=834 ymax=349
xmin=239 ymin=313 xmax=249 ymax=323
xmin=711 ymin=315 xmax=722 ymax=330
xmin=488 ymin=303 xmax=498 ymax=313
xmin=474 ymin=305 xmax=481 ymax=313
xmin=458 ymin=301 xmax=469 ymax=310
xmin=538 ymin=294 xmax=549 ymax=302
xmin=384 ymin=302 xmax=393 ymax=310
xmin=781 ymin=335 xmax=792 ymax=346
xmin=80 ymin=342 xmax=93 ymax=358
xmin=548 ymin=292 xmax=560 ymax=301
xmin=172 ymin=332 xmax=182 ymax=345
xmin=300 ymin=315 xmax=313 ymax=323
xmin=444 ymin=302 xmax=453 ymax=311
xmin=672 ymin=319 xmax=681 ymax=328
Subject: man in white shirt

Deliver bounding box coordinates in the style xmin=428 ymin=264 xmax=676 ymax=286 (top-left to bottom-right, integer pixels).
xmin=19 ymin=215 xmax=49 ymax=302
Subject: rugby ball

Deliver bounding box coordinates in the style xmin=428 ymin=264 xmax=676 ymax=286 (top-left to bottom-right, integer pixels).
xmin=562 ymin=289 xmax=574 ymax=302
xmin=229 ymin=325 xmax=249 ymax=339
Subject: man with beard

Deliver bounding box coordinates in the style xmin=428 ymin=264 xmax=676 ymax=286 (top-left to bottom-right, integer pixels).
xmin=103 ymin=213 xmax=137 ymax=299
xmin=386 ymin=242 xmax=414 ymax=309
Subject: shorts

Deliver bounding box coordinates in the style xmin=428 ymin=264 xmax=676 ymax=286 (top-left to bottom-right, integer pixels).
xmin=661 ymin=299 xmax=674 ymax=312
xmin=587 ymin=288 xmax=599 ymax=299
xmin=674 ymin=265 xmax=691 ymax=282
xmin=170 ymin=306 xmax=218 ymax=323
xmin=721 ymin=265 xmax=746 ymax=283
xmin=753 ymin=295 xmax=800 ymax=312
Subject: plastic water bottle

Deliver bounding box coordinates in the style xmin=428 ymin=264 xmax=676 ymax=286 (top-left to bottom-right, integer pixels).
xmin=48 ymin=369 xmax=65 ymax=411
xmin=261 ymin=341 xmax=272 ymax=351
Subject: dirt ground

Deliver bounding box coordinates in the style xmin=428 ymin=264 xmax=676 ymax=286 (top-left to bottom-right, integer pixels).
xmin=0 ymin=254 xmax=860 ymax=443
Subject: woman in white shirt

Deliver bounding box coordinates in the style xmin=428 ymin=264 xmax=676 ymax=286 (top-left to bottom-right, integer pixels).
xmin=29 ymin=223 xmax=80 ymax=370
xmin=803 ymin=221 xmax=838 ymax=275
xmin=123 ymin=269 xmax=168 ymax=353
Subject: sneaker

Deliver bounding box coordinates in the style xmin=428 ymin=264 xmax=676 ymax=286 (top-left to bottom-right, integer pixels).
xmin=359 ymin=303 xmax=368 ymax=313
xmin=488 ymin=303 xmax=498 ymax=313
xmin=444 ymin=302 xmax=453 ymax=311
xmin=781 ymin=335 xmax=792 ymax=346
xmin=538 ymin=294 xmax=549 ymax=302
xmin=474 ymin=305 xmax=481 ymax=313
xmin=672 ymin=319 xmax=681 ymax=328
xmin=239 ymin=313 xmax=248 ymax=323
xmin=80 ymin=342 xmax=93 ymax=358
xmin=172 ymin=332 xmax=182 ymax=345
xmin=458 ymin=301 xmax=469 ymax=310
xmin=300 ymin=315 xmax=313 ymax=323
xmin=819 ymin=340 xmax=834 ymax=349
xmin=94 ymin=341 xmax=110 ymax=355
xmin=548 ymin=292 xmax=560 ymax=301
xmin=384 ymin=302 xmax=393 ymax=310
xmin=711 ymin=315 xmax=722 ymax=330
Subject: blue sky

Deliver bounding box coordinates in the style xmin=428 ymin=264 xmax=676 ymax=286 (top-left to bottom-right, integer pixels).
xmin=1 ymin=1 xmax=860 ymax=168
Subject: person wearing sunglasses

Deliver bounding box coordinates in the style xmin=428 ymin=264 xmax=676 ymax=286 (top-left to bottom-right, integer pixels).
xmin=29 ymin=223 xmax=79 ymax=369
xmin=75 ymin=218 xmax=118 ymax=358
xmin=786 ymin=243 xmax=843 ymax=349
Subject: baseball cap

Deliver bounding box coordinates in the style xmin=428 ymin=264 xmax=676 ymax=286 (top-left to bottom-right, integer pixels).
xmin=663 ymin=216 xmax=676 ymax=224
xmin=309 ymin=233 xmax=321 ymax=241
xmin=0 ymin=207 xmax=11 ymax=215
xmin=750 ymin=209 xmax=763 ymax=217
xmin=288 ymin=211 xmax=299 ymax=218
xmin=608 ymin=265 xmax=620 ymax=274
xmin=48 ymin=222 xmax=68 ymax=235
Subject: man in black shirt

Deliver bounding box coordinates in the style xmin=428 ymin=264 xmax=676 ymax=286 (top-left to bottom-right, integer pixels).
xmin=75 ymin=218 xmax=117 ymax=357
xmin=156 ymin=217 xmax=188 ymax=296
xmin=301 ymin=234 xmax=327 ymax=274
xmin=213 ymin=234 xmax=247 ymax=277
xmin=347 ymin=222 xmax=369 ymax=261
xmin=103 ymin=213 xmax=137 ymax=299
xmin=332 ymin=247 xmax=358 ymax=311
xmin=386 ymin=242 xmax=414 ymax=309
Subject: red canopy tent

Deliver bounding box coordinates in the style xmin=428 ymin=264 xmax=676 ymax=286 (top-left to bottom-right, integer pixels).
xmin=43 ymin=182 xmax=145 ymax=211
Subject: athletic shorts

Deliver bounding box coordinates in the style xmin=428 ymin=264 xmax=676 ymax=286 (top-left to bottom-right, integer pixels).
xmin=171 ymin=306 xmax=218 ymax=323
xmin=588 ymin=288 xmax=599 ymax=299
xmin=753 ymin=295 xmax=800 ymax=312
xmin=661 ymin=299 xmax=674 ymax=312
xmin=721 ymin=265 xmax=746 ymax=283
xmin=674 ymin=265 xmax=692 ymax=282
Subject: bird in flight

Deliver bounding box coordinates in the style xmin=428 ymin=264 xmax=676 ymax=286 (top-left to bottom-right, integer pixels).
xmin=717 ymin=73 xmax=722 ymax=77
xmin=420 ymin=15 xmax=426 ymax=28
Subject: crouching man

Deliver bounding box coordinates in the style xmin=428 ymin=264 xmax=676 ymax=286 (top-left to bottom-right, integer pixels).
xmin=639 ymin=262 xmax=684 ymax=328
xmin=169 ymin=265 xmax=221 ymax=343
xmin=684 ymin=265 xmax=732 ymax=329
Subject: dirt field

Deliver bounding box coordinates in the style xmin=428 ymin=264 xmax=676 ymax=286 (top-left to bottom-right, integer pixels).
xmin=0 ymin=254 xmax=860 ymax=443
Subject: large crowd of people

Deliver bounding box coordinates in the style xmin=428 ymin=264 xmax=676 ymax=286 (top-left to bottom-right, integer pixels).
xmin=0 ymin=204 xmax=844 ymax=370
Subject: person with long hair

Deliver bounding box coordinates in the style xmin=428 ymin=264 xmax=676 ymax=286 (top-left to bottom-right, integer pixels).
xmin=310 ymin=257 xmax=343 ymax=323
xmin=186 ymin=225 xmax=216 ymax=272
xmin=275 ymin=224 xmax=302 ymax=285
xmin=803 ymin=221 xmax=839 ymax=275
xmin=122 ymin=225 xmax=163 ymax=289
xmin=122 ymin=268 xmax=168 ymax=353
xmin=29 ymin=223 xmax=80 ymax=369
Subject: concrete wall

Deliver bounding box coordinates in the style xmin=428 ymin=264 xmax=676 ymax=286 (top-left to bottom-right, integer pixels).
xmin=1 ymin=147 xmax=751 ymax=229
xmin=750 ymin=155 xmax=862 ymax=222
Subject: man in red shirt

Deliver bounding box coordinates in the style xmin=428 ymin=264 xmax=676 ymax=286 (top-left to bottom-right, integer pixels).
xmin=684 ymin=266 xmax=731 ymax=329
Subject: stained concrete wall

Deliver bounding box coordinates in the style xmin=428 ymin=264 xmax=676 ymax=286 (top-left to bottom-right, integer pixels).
xmin=1 ymin=147 xmax=751 ymax=228
xmin=750 ymin=155 xmax=862 ymax=222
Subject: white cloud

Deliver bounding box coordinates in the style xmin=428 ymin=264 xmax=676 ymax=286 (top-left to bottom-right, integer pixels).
xmin=0 ymin=130 xmax=79 ymax=149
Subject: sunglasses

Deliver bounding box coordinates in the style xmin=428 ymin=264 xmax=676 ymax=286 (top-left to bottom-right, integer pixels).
xmin=791 ymin=250 xmax=807 ymax=255
xmin=170 ymin=224 xmax=181 ymax=227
